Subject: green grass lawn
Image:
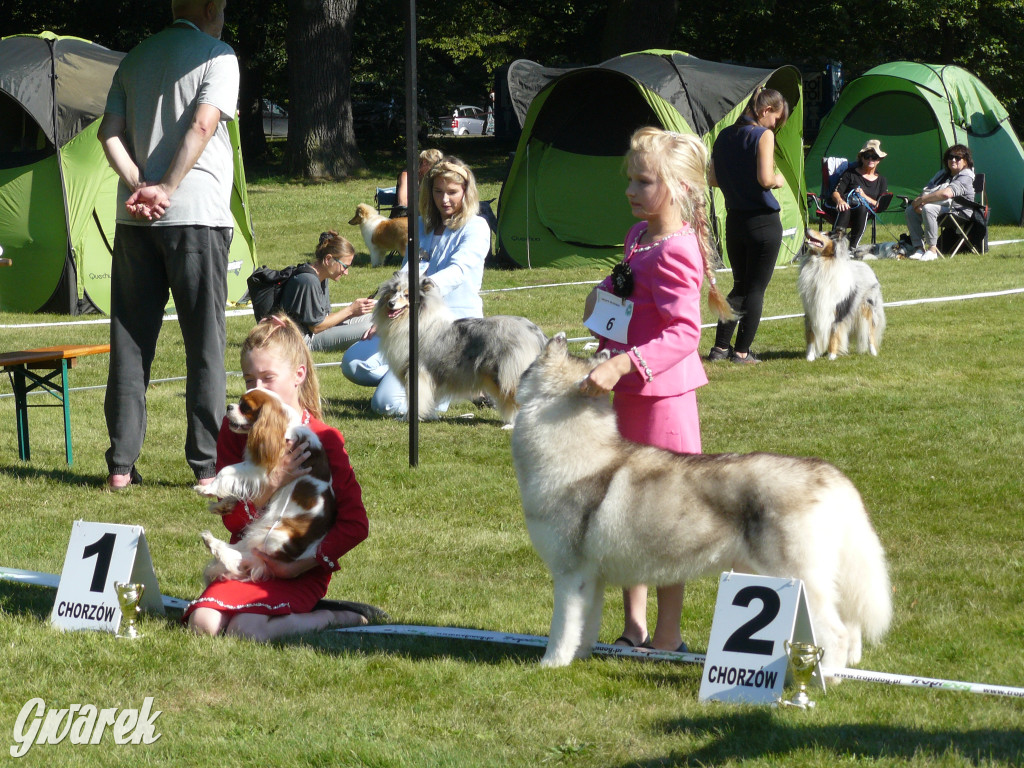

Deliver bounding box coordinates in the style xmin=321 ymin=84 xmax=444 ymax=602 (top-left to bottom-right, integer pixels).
xmin=0 ymin=149 xmax=1023 ymax=766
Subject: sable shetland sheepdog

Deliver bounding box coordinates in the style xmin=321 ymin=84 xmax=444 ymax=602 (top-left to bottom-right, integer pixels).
xmin=799 ymin=229 xmax=887 ymax=361
xmin=373 ymin=273 xmax=548 ymax=428
xmin=348 ymin=203 xmax=408 ymax=267
xmin=511 ymin=335 xmax=893 ymax=670
xmin=195 ymin=388 xmax=336 ymax=583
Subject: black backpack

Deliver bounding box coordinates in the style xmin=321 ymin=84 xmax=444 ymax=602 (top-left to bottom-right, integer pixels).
xmin=245 ymin=264 xmax=316 ymax=323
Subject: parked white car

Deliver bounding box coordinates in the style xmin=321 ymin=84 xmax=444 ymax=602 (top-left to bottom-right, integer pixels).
xmin=262 ymin=100 xmax=288 ymax=138
xmin=443 ymin=105 xmax=492 ymax=136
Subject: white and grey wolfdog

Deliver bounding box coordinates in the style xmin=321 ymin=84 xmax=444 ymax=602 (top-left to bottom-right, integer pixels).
xmin=799 ymin=229 xmax=887 ymax=361
xmin=510 ymin=335 xmax=892 ymax=670
xmin=373 ymin=273 xmax=547 ymax=427
xmin=196 ymin=388 xmax=336 ymax=583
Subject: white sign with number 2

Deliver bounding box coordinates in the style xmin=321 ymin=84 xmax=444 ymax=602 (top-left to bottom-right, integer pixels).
xmin=699 ymin=572 xmax=822 ymax=705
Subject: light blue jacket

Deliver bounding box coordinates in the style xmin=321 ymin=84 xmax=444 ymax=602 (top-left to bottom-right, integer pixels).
xmin=400 ymin=216 xmax=490 ymax=319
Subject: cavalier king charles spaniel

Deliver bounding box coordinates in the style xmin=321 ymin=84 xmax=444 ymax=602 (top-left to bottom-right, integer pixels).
xmin=196 ymin=388 xmax=336 ymax=583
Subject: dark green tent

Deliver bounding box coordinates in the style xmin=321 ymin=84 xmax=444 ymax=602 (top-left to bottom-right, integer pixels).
xmin=807 ymin=62 xmax=1024 ymax=224
xmin=496 ymin=50 xmax=806 ymax=269
xmin=0 ymin=32 xmax=257 ymax=314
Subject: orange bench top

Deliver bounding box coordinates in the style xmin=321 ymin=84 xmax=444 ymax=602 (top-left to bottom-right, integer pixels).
xmin=0 ymin=344 xmax=110 ymax=368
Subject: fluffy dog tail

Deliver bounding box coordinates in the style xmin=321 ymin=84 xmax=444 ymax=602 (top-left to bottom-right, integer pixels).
xmin=838 ymin=503 xmax=893 ymax=645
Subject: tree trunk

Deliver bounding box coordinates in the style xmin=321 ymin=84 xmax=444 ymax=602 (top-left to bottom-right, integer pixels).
xmin=286 ymin=0 xmax=362 ymax=178
xmin=600 ymin=0 xmax=679 ymax=59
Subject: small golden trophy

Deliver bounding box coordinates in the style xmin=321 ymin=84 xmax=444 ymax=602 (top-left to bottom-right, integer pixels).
xmin=114 ymin=581 xmax=145 ymax=639
xmin=782 ymin=639 xmax=824 ymax=709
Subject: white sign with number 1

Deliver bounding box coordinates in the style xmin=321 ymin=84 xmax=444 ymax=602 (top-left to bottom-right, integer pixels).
xmin=698 ymin=572 xmax=823 ymax=705
xmin=50 ymin=520 xmax=164 ymax=633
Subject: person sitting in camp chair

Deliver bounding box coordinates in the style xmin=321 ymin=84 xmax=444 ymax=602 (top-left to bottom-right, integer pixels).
xmin=904 ymin=144 xmax=975 ymax=261
xmin=831 ymin=139 xmax=889 ymax=247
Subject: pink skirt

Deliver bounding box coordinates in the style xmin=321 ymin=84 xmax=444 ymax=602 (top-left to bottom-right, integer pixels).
xmin=613 ymin=391 xmax=701 ymax=453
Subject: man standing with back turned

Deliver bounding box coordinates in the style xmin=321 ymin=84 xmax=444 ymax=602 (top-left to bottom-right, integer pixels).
xmin=98 ymin=0 xmax=239 ymax=490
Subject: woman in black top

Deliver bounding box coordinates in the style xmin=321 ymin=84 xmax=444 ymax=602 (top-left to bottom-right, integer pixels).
xmin=278 ymin=231 xmax=376 ymax=352
xmin=707 ymin=87 xmax=789 ymax=364
xmin=832 ymin=139 xmax=889 ymax=247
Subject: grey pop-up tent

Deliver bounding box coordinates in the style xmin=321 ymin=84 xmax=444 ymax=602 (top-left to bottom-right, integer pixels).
xmin=0 ymin=31 xmax=257 ymax=314
xmin=496 ymin=50 xmax=806 ymax=269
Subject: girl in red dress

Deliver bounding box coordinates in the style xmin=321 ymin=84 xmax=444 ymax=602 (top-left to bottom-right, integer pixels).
xmin=582 ymin=127 xmax=731 ymax=653
xmin=185 ymin=313 xmax=370 ymax=641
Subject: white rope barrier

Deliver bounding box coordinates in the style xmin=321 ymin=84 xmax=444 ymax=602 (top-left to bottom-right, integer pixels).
xmin=3 ymin=286 xmax=1024 ymax=400
xmin=3 ymin=570 xmax=1023 ymax=698
xmin=331 ymin=624 xmax=1024 ymax=698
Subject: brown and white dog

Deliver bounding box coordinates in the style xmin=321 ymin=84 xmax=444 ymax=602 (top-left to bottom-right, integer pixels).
xmin=348 ymin=203 xmax=408 ymax=267
xmin=195 ymin=388 xmax=336 ymax=583
xmin=799 ymin=229 xmax=886 ymax=361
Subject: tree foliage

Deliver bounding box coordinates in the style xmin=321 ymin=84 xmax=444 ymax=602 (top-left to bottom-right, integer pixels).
xmin=3 ymin=0 xmax=1024 ymax=178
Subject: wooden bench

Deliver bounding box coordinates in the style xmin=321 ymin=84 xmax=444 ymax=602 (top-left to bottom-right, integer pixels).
xmin=0 ymin=344 xmax=110 ymax=465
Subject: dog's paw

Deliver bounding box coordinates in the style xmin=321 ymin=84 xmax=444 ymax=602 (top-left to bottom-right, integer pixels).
xmin=806 ymin=350 xmax=817 ymax=362
xmin=539 ymin=653 xmax=572 ymax=669
xmin=194 ymin=483 xmax=220 ymax=498
xmin=828 ymin=353 xmax=838 ymax=361
xmin=202 ymin=560 xmax=229 ymax=585
xmin=200 ymin=530 xmax=220 ymax=553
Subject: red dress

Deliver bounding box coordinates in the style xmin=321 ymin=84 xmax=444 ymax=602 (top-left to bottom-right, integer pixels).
xmin=182 ymin=414 xmax=369 ymax=621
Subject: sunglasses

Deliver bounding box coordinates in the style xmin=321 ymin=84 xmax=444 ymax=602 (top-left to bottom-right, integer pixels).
xmin=948 ymin=155 xmax=967 ymax=162
xmin=862 ymin=153 xmax=880 ymax=161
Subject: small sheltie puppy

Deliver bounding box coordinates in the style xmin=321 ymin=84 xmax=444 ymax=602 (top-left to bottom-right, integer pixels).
xmin=196 ymin=388 xmax=336 ymax=583
xmin=799 ymin=229 xmax=886 ymax=361
xmin=348 ymin=203 xmax=408 ymax=267
xmin=373 ymin=273 xmax=548 ymax=428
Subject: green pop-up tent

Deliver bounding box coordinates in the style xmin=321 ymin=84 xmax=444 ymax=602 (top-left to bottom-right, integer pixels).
xmin=0 ymin=32 xmax=256 ymax=314
xmin=806 ymin=62 xmax=1024 ymax=224
xmin=496 ymin=50 xmax=806 ymax=269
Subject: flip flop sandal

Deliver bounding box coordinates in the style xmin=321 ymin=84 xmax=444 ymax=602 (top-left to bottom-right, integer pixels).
xmin=313 ymin=599 xmax=391 ymax=625
xmin=612 ymin=634 xmax=652 ymax=648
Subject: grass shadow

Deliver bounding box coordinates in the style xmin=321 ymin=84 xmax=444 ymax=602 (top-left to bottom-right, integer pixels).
xmin=619 ymin=710 xmax=1024 ymax=766
xmin=279 ymin=625 xmax=546 ymax=666
xmin=0 ymin=581 xmax=57 ymax=622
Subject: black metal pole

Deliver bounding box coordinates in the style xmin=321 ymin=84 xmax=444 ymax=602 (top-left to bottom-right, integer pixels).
xmin=404 ymin=0 xmax=419 ymax=466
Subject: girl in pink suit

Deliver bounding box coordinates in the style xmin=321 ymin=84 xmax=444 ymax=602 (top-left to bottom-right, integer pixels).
xmin=582 ymin=127 xmax=732 ymax=652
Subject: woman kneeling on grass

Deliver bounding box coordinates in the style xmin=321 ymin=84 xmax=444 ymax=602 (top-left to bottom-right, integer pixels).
xmin=184 ymin=313 xmax=371 ymax=641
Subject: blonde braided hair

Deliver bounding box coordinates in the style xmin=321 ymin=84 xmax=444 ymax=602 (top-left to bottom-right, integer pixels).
xmin=627 ymin=127 xmax=735 ymax=321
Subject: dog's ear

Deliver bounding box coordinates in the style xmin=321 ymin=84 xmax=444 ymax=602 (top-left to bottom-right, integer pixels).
xmin=244 ymin=391 xmax=290 ymax=469
xmin=420 ymin=278 xmax=437 ymax=293
xmin=593 ymin=350 xmax=612 ymax=364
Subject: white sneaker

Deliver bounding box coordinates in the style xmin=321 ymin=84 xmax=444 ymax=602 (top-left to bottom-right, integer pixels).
xmin=908 ymin=249 xmax=925 ymax=260
xmin=919 ymin=249 xmax=939 ymax=261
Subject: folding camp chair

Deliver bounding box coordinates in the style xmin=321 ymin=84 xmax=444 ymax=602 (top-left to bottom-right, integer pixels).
xmin=937 ymin=173 xmax=989 ymax=256
xmin=374 ymin=186 xmax=398 ymax=215
xmin=806 ymin=156 xmax=893 ymax=246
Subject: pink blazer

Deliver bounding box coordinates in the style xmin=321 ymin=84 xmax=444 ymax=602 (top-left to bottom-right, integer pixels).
xmin=596 ymin=222 xmax=708 ymax=398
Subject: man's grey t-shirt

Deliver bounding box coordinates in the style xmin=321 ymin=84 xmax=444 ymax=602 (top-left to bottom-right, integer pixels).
xmin=105 ymin=22 xmax=239 ymax=228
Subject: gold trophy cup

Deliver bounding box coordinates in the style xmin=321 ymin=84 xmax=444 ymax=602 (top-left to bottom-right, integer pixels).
xmin=114 ymin=581 xmax=145 ymax=639
xmin=782 ymin=639 xmax=824 ymax=709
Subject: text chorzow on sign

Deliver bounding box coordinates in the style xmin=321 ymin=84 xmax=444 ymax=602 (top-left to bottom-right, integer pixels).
xmin=699 ymin=572 xmax=822 ymax=705
xmin=50 ymin=521 xmax=164 ymax=633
